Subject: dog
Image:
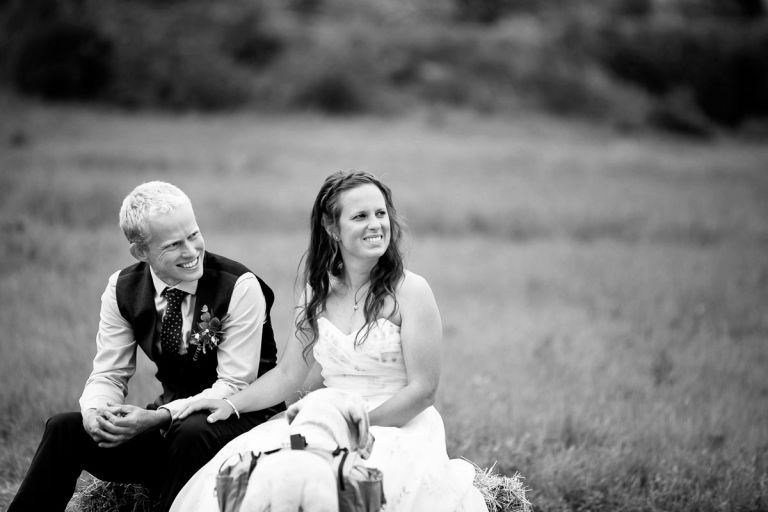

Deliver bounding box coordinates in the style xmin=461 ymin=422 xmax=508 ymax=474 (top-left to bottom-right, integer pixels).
xmin=239 ymin=388 xmax=374 ymax=512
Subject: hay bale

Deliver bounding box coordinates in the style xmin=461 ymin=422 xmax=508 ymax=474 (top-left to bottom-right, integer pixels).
xmin=473 ymin=463 xmax=533 ymax=512
xmin=67 ymin=479 xmax=154 ymax=512
xmin=68 ymin=465 xmax=533 ymax=512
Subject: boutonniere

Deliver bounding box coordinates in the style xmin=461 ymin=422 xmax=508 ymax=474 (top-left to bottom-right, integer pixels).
xmin=188 ymin=305 xmax=229 ymax=361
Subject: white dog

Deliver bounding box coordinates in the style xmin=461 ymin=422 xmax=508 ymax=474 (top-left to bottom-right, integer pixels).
xmin=239 ymin=388 xmax=374 ymax=512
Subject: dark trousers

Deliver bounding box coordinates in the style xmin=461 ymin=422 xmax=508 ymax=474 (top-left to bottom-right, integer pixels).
xmin=9 ymin=404 xmax=284 ymax=512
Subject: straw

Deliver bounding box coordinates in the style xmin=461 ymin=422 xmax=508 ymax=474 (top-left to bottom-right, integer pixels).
xmin=472 ymin=462 xmax=533 ymax=512
xmin=67 ymin=479 xmax=153 ymax=512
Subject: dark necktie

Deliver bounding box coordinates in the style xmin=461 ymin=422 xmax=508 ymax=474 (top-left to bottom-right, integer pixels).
xmin=160 ymin=288 xmax=187 ymax=356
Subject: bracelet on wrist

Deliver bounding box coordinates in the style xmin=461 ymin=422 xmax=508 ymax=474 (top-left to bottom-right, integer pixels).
xmin=222 ymin=397 xmax=240 ymax=419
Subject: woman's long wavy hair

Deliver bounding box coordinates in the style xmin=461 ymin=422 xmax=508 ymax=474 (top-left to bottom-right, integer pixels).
xmin=296 ymin=170 xmax=405 ymax=358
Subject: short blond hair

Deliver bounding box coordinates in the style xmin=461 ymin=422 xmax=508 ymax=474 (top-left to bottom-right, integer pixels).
xmin=119 ymin=181 xmax=191 ymax=247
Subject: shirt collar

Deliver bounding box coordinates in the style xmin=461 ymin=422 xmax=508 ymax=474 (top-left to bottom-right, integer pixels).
xmin=149 ymin=266 xmax=199 ymax=297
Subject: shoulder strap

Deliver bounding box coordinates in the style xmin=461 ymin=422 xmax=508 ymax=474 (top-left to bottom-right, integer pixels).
xmin=218 ymin=451 xmax=262 ymax=475
xmin=336 ymin=448 xmax=350 ymax=491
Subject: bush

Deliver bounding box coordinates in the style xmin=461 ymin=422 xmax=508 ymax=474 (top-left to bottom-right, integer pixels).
xmin=295 ymin=73 xmax=366 ymax=114
xmin=219 ymin=10 xmax=284 ymax=68
xmin=591 ymin=18 xmax=768 ymax=126
xmin=289 ymin=0 xmax=324 ymax=18
xmin=610 ymin=0 xmax=654 ymax=17
xmin=382 ymin=28 xmax=517 ymax=109
xmin=646 ymin=90 xmax=715 ymax=137
xmin=3 ymin=0 xmax=764 ymax=130
xmin=258 ymin=19 xmax=391 ymax=114
xmin=455 ymin=0 xmax=511 ymax=24
xmin=108 ymin=40 xmax=254 ymax=110
xmin=83 ymin=1 xmax=261 ymax=110
xmin=453 ymin=0 xmax=553 ymax=24
xmin=380 ymin=23 xmax=651 ymax=121
xmin=8 ymin=20 xmax=112 ymax=100
xmin=671 ymin=0 xmax=766 ymax=19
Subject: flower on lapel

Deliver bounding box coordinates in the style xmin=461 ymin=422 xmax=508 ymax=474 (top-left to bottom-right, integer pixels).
xmin=189 ymin=305 xmax=229 ymax=361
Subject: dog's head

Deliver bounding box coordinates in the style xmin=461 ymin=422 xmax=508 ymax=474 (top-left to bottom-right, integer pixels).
xmin=286 ymin=388 xmax=374 ymax=458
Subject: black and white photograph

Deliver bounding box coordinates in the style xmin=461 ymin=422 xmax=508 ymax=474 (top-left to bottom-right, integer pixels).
xmin=1 ymin=1 xmax=767 ymax=511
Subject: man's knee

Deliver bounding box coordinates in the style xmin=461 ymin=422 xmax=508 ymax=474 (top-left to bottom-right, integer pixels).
xmin=45 ymin=411 xmax=84 ymax=437
xmin=167 ymin=413 xmax=216 ymax=452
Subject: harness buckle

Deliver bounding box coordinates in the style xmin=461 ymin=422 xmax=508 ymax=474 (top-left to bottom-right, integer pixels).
xmin=290 ymin=433 xmax=308 ymax=450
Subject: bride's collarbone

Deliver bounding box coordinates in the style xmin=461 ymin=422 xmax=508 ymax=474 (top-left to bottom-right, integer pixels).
xmin=322 ymin=307 xmax=400 ymax=337
xmin=323 ymin=286 xmax=400 ymax=334
xmin=327 ymin=287 xmax=398 ymax=313
xmin=321 ymin=304 xmax=368 ymax=336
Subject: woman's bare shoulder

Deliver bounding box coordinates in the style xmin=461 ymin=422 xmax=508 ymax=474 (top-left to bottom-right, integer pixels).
xmin=396 ymin=270 xmax=434 ymax=303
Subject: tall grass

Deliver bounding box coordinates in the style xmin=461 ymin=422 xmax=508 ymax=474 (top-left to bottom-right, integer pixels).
xmin=1 ymin=100 xmax=767 ymax=510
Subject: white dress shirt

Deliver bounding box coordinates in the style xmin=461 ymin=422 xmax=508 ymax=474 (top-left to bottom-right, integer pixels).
xmin=79 ymin=266 xmax=266 ymax=418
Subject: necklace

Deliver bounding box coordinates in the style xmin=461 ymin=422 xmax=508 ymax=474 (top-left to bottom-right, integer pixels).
xmin=352 ymin=282 xmax=369 ymax=312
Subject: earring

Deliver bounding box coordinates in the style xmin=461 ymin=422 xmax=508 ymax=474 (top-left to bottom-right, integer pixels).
xmin=332 ymin=234 xmax=339 ymax=241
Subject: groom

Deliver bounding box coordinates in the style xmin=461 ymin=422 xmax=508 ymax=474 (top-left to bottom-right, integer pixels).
xmin=9 ymin=181 xmax=285 ymax=512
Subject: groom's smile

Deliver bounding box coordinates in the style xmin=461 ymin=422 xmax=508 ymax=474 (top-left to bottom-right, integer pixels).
xmin=178 ymin=256 xmax=200 ymax=269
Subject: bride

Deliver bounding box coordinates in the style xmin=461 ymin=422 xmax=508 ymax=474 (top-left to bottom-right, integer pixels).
xmin=170 ymin=171 xmax=488 ymax=511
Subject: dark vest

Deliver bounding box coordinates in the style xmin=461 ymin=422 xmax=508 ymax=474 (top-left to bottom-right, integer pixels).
xmin=115 ymin=251 xmax=278 ymax=406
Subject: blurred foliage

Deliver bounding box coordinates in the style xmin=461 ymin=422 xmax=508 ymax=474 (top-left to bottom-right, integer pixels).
xmin=9 ymin=20 xmax=112 ymax=100
xmin=1 ymin=0 xmax=767 ymax=130
xmin=1 ymin=0 xmax=112 ymax=100
xmin=585 ymin=17 xmax=768 ymax=127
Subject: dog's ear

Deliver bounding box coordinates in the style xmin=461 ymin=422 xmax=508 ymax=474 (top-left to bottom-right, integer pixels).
xmin=346 ymin=399 xmax=374 ymax=459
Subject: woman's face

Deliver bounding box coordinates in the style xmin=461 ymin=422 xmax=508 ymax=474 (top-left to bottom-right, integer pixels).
xmin=334 ymin=184 xmax=390 ymax=263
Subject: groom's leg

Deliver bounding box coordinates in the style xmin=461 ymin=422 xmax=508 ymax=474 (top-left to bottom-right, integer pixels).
xmin=157 ymin=404 xmax=285 ymax=512
xmin=9 ymin=412 xmax=167 ymax=512
xmin=8 ymin=412 xmax=88 ymax=511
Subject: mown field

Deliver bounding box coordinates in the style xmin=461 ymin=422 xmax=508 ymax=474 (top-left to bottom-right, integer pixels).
xmin=1 ymin=98 xmax=767 ymax=511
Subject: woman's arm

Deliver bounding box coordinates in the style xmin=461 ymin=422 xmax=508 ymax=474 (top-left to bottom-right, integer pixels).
xmin=177 ymin=302 xmax=315 ymax=423
xmin=368 ymin=271 xmax=442 ymax=427
xmin=283 ymin=362 xmax=325 ymax=407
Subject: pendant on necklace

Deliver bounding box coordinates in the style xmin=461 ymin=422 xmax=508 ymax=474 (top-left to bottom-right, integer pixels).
xmin=353 ymin=304 xmax=359 ymax=311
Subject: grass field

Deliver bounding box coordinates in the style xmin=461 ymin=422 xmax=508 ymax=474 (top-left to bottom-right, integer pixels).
xmin=1 ymin=97 xmax=767 ymax=511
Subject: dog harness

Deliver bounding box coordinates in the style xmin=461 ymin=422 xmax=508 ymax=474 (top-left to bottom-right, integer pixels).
xmin=215 ymin=433 xmax=385 ymax=512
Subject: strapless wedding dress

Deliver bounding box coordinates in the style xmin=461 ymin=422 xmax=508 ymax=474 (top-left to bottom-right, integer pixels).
xmin=170 ymin=318 xmax=487 ymax=511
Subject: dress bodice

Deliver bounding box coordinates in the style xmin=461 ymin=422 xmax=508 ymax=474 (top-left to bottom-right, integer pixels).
xmin=313 ymin=317 xmax=407 ymax=407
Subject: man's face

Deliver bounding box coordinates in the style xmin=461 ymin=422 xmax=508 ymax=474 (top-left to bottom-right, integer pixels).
xmin=134 ymin=202 xmax=205 ymax=286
